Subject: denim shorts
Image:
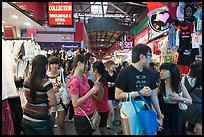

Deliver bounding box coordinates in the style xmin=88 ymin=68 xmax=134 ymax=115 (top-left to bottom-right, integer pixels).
xmin=22 ymin=117 xmax=54 ymax=135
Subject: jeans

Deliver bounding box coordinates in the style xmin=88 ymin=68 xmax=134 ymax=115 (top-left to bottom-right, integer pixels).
xmin=22 ymin=117 xmax=54 ymax=135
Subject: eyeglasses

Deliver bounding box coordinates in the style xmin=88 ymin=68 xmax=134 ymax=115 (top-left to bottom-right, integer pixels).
xmin=146 ymin=53 xmax=152 ymax=57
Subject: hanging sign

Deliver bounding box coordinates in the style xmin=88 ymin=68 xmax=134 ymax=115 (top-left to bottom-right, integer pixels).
xmin=48 ymin=2 xmax=73 ymax=27
xmin=148 ymin=10 xmax=172 ymax=32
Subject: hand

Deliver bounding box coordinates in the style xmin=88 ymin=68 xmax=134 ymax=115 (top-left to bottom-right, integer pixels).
xmin=157 ymin=118 xmax=163 ymax=131
xmin=90 ymin=85 xmax=99 ymax=94
xmin=53 ymin=86 xmax=60 ymax=93
xmin=140 ymin=86 xmax=152 ymax=97
xmin=169 ymin=92 xmax=181 ymax=101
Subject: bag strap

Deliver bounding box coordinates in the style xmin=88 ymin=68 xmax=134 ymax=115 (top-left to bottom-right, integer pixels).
xmin=78 ymin=107 xmax=93 ymax=127
xmin=59 ymin=68 xmax=65 ymax=84
xmin=184 ymin=76 xmax=196 ymax=94
xmin=60 ymin=98 xmax=68 ymax=115
xmin=137 ymin=91 xmax=152 ymax=110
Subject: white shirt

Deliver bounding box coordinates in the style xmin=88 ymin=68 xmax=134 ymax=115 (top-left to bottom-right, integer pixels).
xmin=2 ymin=41 xmax=19 ymax=100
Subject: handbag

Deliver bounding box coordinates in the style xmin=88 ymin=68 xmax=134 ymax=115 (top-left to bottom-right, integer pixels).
xmin=132 ymin=91 xmax=158 ymax=135
xmin=59 ymin=68 xmax=70 ymax=105
xmin=120 ymin=110 xmax=131 ymax=135
xmin=120 ymin=93 xmax=145 ymax=135
xmin=79 ymin=107 xmax=101 ymax=131
xmin=178 ymin=92 xmax=188 ymax=111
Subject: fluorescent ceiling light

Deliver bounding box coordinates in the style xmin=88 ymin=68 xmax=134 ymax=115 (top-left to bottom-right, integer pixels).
xmin=90 ymin=2 xmax=108 ymax=15
xmin=24 ymin=22 xmax=31 ymax=26
xmin=11 ymin=15 xmax=19 ymax=19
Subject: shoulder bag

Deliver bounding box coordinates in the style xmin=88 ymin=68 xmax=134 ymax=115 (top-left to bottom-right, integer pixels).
xmin=78 ymin=107 xmax=101 ymax=131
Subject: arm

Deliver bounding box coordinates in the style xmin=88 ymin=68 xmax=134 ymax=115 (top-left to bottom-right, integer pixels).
xmin=92 ymin=85 xmax=104 ymax=103
xmin=115 ymin=86 xmax=152 ymax=100
xmin=180 ymin=82 xmax=192 ymax=105
xmin=71 ymin=85 xmax=99 ymax=108
xmin=150 ymin=89 xmax=163 ymax=117
xmin=47 ymin=88 xmax=57 ymax=107
xmin=169 ymin=83 xmax=192 ymax=105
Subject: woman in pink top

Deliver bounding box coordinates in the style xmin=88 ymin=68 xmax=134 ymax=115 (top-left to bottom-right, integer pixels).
xmin=92 ymin=61 xmax=110 ymax=135
xmin=68 ymin=54 xmax=99 ymax=135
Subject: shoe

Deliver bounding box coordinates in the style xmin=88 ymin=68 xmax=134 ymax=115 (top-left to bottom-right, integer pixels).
xmin=68 ymin=118 xmax=74 ymax=123
xmin=116 ymin=130 xmax=123 ymax=134
xmin=65 ymin=119 xmax=67 ymax=122
xmin=186 ymin=123 xmax=195 ymax=132
xmin=107 ymin=126 xmax=112 ymax=129
xmin=54 ymin=124 xmax=58 ymax=128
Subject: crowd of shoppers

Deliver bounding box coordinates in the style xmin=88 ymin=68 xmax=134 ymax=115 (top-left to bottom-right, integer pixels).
xmin=2 ymin=43 xmax=202 ymax=135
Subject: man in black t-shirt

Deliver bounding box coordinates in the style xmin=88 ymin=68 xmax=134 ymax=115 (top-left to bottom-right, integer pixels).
xmin=115 ymin=44 xmax=163 ymax=132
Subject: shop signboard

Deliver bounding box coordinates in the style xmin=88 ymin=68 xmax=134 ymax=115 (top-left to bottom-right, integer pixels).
xmin=48 ymin=2 xmax=73 ymax=27
xmin=148 ymin=10 xmax=172 ymax=32
xmin=38 ymin=42 xmax=81 ymax=50
xmin=27 ymin=28 xmax=36 ymax=35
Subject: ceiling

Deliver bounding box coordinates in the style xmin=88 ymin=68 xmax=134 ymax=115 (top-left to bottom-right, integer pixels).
xmin=73 ymin=2 xmax=148 ymax=50
xmin=2 ymin=2 xmax=44 ymax=29
xmin=2 ymin=2 xmax=148 ymax=52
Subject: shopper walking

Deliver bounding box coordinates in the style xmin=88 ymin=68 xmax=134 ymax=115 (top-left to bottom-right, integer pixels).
xmin=68 ymin=54 xmax=99 ymax=135
xmin=92 ymin=61 xmax=110 ymax=135
xmin=115 ymin=44 xmax=163 ymax=135
xmin=181 ymin=60 xmax=202 ymax=135
xmin=104 ymin=60 xmax=118 ymax=129
xmin=47 ymin=56 xmax=67 ymax=135
xmin=154 ymin=62 xmax=192 ymax=135
xmin=22 ymin=55 xmax=57 ymax=135
xmin=85 ymin=52 xmax=95 ymax=88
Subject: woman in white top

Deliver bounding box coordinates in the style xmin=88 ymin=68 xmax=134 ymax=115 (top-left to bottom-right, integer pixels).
xmin=47 ymin=56 xmax=67 ymax=135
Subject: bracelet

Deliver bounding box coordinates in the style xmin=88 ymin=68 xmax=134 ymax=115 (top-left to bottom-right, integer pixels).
xmin=158 ymin=114 xmax=164 ymax=119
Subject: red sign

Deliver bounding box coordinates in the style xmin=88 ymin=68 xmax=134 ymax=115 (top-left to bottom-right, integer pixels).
xmin=48 ymin=2 xmax=73 ymax=26
xmin=27 ymin=28 xmax=36 ymax=35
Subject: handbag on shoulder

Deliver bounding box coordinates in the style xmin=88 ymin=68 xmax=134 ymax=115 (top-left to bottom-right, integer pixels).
xmin=78 ymin=107 xmax=101 ymax=131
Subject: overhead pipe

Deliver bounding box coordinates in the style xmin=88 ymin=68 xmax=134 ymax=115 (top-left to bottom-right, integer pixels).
xmin=125 ymin=2 xmax=147 ymax=7
xmin=109 ymin=2 xmax=130 ymax=17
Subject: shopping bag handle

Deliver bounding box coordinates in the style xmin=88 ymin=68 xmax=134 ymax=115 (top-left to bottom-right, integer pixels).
xmin=137 ymin=91 xmax=152 ymax=110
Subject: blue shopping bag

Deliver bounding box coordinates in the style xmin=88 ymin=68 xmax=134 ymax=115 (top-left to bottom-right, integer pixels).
xmin=131 ymin=91 xmax=158 ymax=135
xmin=120 ymin=93 xmax=145 ymax=135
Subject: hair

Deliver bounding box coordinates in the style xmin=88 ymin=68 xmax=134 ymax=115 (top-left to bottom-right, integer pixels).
xmin=132 ymin=44 xmax=152 ymax=63
xmin=92 ymin=61 xmax=107 ymax=86
xmin=72 ymin=54 xmax=87 ymax=71
xmin=85 ymin=52 xmax=95 ymax=66
xmin=159 ymin=62 xmax=180 ymax=93
xmin=149 ymin=62 xmax=155 ymax=67
xmin=105 ymin=60 xmax=115 ymax=70
xmin=67 ymin=59 xmax=74 ymax=75
xmin=48 ymin=56 xmax=60 ymax=65
xmin=122 ymin=61 xmax=129 ymax=67
xmin=30 ymin=55 xmax=48 ymax=101
xmin=189 ymin=60 xmax=202 ymax=88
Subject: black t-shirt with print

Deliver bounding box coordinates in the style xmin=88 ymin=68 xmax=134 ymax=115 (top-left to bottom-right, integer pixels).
xmin=106 ymin=70 xmax=118 ymax=100
xmin=115 ymin=65 xmax=157 ymax=106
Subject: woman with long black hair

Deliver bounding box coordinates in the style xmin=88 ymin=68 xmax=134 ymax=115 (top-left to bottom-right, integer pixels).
xmin=154 ymin=62 xmax=192 ymax=135
xmin=22 ymin=55 xmax=57 ymax=135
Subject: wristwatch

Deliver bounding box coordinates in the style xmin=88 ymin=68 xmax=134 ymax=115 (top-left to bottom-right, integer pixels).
xmin=158 ymin=114 xmax=164 ymax=119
